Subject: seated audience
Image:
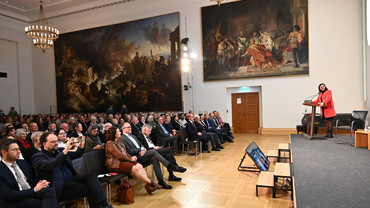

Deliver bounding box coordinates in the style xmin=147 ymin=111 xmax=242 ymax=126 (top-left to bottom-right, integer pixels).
xmin=15 ymin=128 xmax=37 ymax=165
xmin=121 ymin=122 xmax=174 ymax=189
xmin=100 ymin=123 xmax=112 ymax=144
xmin=32 ymin=132 xmax=112 ymax=208
xmin=0 ymin=140 xmax=57 ymax=208
xmin=163 ymin=115 xmax=177 ymax=136
xmin=78 ymin=115 xmax=88 ymax=133
xmin=71 ymin=123 xmax=86 ymax=138
xmin=178 ymin=113 xmax=187 ymax=128
xmin=138 ymin=124 xmax=187 ymax=174
xmin=27 ymin=122 xmax=39 ymax=141
xmin=85 ymin=124 xmax=104 ymax=152
xmin=54 ymin=129 xmax=68 ymax=150
xmin=105 ymin=126 xmax=159 ymax=194
xmin=30 ymin=131 xmax=43 ymax=152
xmin=194 ymin=115 xmax=223 ymax=151
xmin=186 ymin=114 xmax=210 ymax=153
xmin=171 ymin=115 xmax=181 ymax=131
xmin=4 ymin=125 xmax=15 ymax=139
xmin=60 ymin=123 xmax=73 ymax=138
xmin=47 ymin=122 xmax=57 ymax=134
xmin=213 ymin=111 xmax=234 ymax=138
xmin=130 ymin=116 xmax=142 ymax=137
xmin=156 ymin=116 xmax=180 ymax=153
xmin=36 ymin=117 xmax=47 ymax=132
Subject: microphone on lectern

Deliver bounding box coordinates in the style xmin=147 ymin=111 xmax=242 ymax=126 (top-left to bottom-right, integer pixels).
xmin=303 ymin=93 xmax=319 ymax=103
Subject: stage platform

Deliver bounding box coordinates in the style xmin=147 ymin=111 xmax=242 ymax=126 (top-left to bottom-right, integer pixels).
xmin=291 ymin=134 xmax=370 ymax=208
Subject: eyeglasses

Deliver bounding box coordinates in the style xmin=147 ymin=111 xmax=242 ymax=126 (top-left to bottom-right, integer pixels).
xmin=59 ymin=132 xmax=67 ymax=135
xmin=123 ymin=126 xmax=131 ymax=129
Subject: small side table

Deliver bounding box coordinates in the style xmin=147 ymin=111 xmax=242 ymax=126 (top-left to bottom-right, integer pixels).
xmin=278 ymin=143 xmax=291 ymax=162
xmin=273 ymin=162 xmax=293 ymax=200
xmin=355 ymin=130 xmax=370 ymax=150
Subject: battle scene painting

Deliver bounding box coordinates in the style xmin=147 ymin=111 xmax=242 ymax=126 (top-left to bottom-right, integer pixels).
xmin=55 ymin=12 xmax=182 ymax=113
xmin=202 ymin=0 xmax=308 ymax=81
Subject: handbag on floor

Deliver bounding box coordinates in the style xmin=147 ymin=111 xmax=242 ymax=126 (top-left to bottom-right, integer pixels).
xmin=117 ymin=180 xmax=135 ymax=204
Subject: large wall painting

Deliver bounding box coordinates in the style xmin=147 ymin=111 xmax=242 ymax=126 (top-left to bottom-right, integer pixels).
xmin=55 ymin=12 xmax=181 ymax=113
xmin=202 ymin=0 xmax=308 ymax=81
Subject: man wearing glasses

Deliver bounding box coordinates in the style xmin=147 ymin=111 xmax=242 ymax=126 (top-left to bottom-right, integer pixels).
xmin=0 ymin=140 xmax=58 ymax=208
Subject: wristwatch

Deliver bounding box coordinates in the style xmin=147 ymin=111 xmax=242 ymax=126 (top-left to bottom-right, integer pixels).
xmin=140 ymin=147 xmax=145 ymax=151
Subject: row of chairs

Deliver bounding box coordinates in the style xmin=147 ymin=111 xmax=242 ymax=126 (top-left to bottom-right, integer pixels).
xmin=65 ymin=149 xmax=127 ymax=207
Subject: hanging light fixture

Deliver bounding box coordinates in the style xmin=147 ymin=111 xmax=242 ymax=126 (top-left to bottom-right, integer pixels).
xmin=25 ymin=0 xmax=59 ymax=53
xmin=211 ymin=0 xmax=226 ymax=7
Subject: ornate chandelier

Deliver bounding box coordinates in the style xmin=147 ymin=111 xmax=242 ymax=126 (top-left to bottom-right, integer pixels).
xmin=25 ymin=0 xmax=59 ymax=53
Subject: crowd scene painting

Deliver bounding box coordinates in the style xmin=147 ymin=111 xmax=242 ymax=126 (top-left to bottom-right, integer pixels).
xmin=54 ymin=12 xmax=182 ymax=113
xmin=202 ymin=0 xmax=309 ymax=81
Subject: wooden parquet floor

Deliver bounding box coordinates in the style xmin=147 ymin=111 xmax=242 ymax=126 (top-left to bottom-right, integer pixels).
xmin=109 ymin=133 xmax=293 ymax=208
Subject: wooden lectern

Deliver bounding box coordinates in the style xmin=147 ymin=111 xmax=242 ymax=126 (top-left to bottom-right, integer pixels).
xmin=302 ymin=103 xmax=327 ymax=140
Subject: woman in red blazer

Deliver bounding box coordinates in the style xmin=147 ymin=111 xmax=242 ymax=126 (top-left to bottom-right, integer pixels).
xmin=312 ymin=83 xmax=336 ymax=138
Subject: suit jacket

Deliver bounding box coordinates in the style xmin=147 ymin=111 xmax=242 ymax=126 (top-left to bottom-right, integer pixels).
xmin=156 ymin=124 xmax=171 ymax=146
xmin=207 ymin=118 xmax=222 ymax=134
xmin=32 ymin=148 xmax=83 ymax=199
xmin=186 ymin=121 xmax=203 ymax=141
xmin=0 ymin=160 xmax=36 ymax=202
xmin=130 ymin=123 xmax=141 ymax=137
xmin=120 ymin=134 xmax=143 ymax=157
xmin=137 ymin=133 xmax=154 ymax=150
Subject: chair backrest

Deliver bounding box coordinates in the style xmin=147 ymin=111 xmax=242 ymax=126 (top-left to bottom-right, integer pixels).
xmin=83 ymin=149 xmax=108 ymax=175
xmin=352 ymin=111 xmax=368 ymax=121
xmin=179 ymin=128 xmax=189 ymax=142
xmin=72 ymin=156 xmax=87 ymax=175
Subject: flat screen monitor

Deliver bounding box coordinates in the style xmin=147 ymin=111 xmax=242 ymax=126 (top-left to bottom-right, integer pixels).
xmin=245 ymin=141 xmax=270 ymax=171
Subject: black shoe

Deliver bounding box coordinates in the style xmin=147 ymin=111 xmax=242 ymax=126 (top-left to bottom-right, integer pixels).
xmin=227 ymin=139 xmax=234 ymax=143
xmin=221 ymin=141 xmax=226 ymax=144
xmin=217 ymin=145 xmax=224 ymax=149
xmin=173 ymin=165 xmax=187 ymax=173
xmin=178 ymin=166 xmax=187 ymax=172
xmin=158 ymin=181 xmax=173 ymax=189
xmin=212 ymin=147 xmax=220 ymax=151
xmin=169 ymin=175 xmax=182 ymax=181
xmin=327 ymin=132 xmax=333 ymax=138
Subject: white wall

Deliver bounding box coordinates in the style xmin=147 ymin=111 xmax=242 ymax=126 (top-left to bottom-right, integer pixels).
xmin=0 ymin=0 xmax=368 ymax=128
xmin=0 ymin=15 xmax=35 ymax=115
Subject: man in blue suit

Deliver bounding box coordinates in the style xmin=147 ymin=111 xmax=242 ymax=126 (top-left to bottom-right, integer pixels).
xmin=185 ymin=114 xmax=210 ymax=153
xmin=32 ymin=132 xmax=113 ymax=208
xmin=0 ymin=140 xmax=57 ymax=208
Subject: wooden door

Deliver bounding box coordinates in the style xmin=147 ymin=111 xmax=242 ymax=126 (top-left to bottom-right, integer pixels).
xmin=232 ymin=93 xmax=259 ymax=133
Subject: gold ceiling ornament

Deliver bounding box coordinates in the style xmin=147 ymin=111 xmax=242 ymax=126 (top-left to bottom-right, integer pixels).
xmin=211 ymin=0 xmax=227 ymax=7
xmin=25 ymin=0 xmax=59 ymax=53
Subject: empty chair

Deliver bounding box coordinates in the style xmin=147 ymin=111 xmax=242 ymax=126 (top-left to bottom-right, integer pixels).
xmin=83 ymin=149 xmax=127 ymax=203
xmin=335 ymin=110 xmax=368 ymax=146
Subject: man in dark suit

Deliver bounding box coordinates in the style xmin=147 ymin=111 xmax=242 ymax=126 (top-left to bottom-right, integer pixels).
xmin=130 ymin=116 xmax=142 ymax=137
xmin=138 ymin=124 xmax=186 ymax=173
xmin=120 ymin=122 xmax=175 ymax=189
xmin=194 ymin=115 xmax=223 ymax=151
xmin=32 ymin=132 xmax=113 ymax=208
xmin=208 ymin=113 xmax=233 ymax=143
xmin=156 ymin=116 xmax=180 ymax=153
xmin=0 ymin=140 xmax=57 ymax=208
xmin=186 ymin=114 xmax=210 ymax=153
